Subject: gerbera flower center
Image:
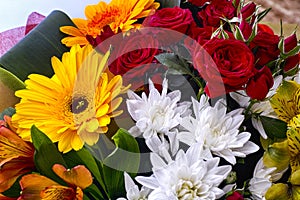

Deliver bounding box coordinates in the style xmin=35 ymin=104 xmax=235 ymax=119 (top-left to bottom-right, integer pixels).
xmin=71 ymin=96 xmax=89 ymax=114
xmin=175 ymin=179 xmax=208 ymax=199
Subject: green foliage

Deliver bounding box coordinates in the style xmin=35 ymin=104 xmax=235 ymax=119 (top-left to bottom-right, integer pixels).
xmin=260 ymin=116 xmax=287 ymax=139
xmin=0 ymin=67 xmax=25 ymax=91
xmin=102 ymin=128 xmax=140 ymax=199
xmin=0 ymin=10 xmax=75 ymax=81
xmin=31 ymin=125 xmax=67 ymax=185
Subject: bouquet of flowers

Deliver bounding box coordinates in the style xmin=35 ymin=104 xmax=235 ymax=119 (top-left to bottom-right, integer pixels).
xmin=0 ymin=0 xmax=299 ymax=199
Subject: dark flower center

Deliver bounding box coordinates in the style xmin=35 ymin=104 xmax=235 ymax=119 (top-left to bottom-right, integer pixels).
xmin=71 ymin=97 xmax=89 ymax=114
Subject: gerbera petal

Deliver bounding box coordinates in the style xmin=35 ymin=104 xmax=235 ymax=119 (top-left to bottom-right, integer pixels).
xmin=12 ymin=45 xmax=125 ymax=153
xmin=60 ymin=26 xmax=85 ymax=37
xmin=61 ymin=0 xmax=159 ymax=46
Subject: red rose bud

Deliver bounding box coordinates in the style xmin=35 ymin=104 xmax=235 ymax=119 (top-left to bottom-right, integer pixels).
xmin=246 ymin=66 xmax=274 ymax=100
xmin=250 ymin=25 xmax=280 ymax=67
xmin=241 ymin=2 xmax=256 ymax=20
xmin=226 ymin=191 xmax=244 ymax=200
xmin=283 ymin=33 xmax=299 ymax=72
xmin=188 ymin=0 xmax=210 ymax=7
xmin=239 ymin=20 xmax=252 ymax=40
xmin=198 ymin=0 xmax=236 ymax=27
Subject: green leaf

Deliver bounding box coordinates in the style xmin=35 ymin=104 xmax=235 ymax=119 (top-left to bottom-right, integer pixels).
xmin=63 ymin=148 xmax=108 ymax=196
xmin=84 ymin=184 xmax=105 ymax=200
xmin=260 ymin=116 xmax=287 ymax=139
xmin=0 ymin=67 xmax=25 ymax=91
xmin=0 ymin=107 xmax=15 ymax=120
xmin=256 ymin=8 xmax=271 ymax=22
xmin=0 ymin=10 xmax=75 ymax=81
xmin=31 ymin=125 xmax=67 ymax=185
xmin=102 ymin=128 xmax=140 ymax=199
xmin=2 ymin=176 xmax=21 ymax=198
xmin=156 ymin=0 xmax=180 ymax=8
xmin=0 ymin=67 xmax=25 ymax=112
xmin=155 ymin=53 xmax=191 ymax=75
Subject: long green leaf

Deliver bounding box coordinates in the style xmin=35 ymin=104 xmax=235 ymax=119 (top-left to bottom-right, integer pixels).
xmin=102 ymin=128 xmax=140 ymax=199
xmin=63 ymin=148 xmax=108 ymax=197
xmin=0 ymin=10 xmax=75 ymax=81
xmin=31 ymin=125 xmax=67 ymax=185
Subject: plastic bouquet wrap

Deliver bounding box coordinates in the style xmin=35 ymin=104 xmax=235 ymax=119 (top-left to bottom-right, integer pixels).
xmin=0 ymin=0 xmax=299 ymax=199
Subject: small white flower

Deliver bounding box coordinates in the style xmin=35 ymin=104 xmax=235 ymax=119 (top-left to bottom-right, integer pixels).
xmin=117 ymin=172 xmax=151 ymax=200
xmin=126 ymin=78 xmax=191 ymax=156
xmin=248 ymin=158 xmax=277 ymax=200
xmin=136 ymin=143 xmax=231 ymax=200
xmin=230 ymin=76 xmax=283 ymax=139
xmin=178 ymin=95 xmax=259 ymax=165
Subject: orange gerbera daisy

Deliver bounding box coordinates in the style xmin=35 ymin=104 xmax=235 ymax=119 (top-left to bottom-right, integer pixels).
xmin=60 ymin=0 xmax=160 ymax=47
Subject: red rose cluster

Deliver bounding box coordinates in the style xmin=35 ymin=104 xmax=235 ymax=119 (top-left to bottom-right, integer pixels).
xmin=186 ymin=0 xmax=299 ymax=99
xmin=91 ymin=0 xmax=299 ymax=100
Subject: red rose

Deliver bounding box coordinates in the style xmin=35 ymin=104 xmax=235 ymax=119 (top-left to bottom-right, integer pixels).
xmin=226 ymin=191 xmax=244 ymax=200
xmin=193 ymin=38 xmax=255 ymax=97
xmin=283 ymin=33 xmax=299 ymax=71
xmin=198 ymin=0 xmax=236 ymax=27
xmin=143 ymin=7 xmax=194 ymax=34
xmin=246 ymin=66 xmax=274 ymax=100
xmin=188 ymin=26 xmax=217 ymax=46
xmin=188 ymin=0 xmax=210 ymax=7
xmin=250 ymin=25 xmax=280 ymax=67
xmin=186 ymin=26 xmax=234 ymax=53
xmin=109 ymin=31 xmax=166 ymax=90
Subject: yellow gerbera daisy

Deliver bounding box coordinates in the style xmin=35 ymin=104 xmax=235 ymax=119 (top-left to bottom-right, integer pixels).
xmin=60 ymin=0 xmax=160 ymax=47
xmin=12 ymin=44 xmax=129 ymax=153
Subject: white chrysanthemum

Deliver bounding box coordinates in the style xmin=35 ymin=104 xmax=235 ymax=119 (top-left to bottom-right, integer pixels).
xmin=136 ymin=143 xmax=231 ymax=200
xmin=230 ymin=76 xmax=283 ymax=139
xmin=117 ymin=172 xmax=151 ymax=200
xmin=178 ymin=95 xmax=259 ymax=165
xmin=126 ymin=78 xmax=191 ymax=156
xmin=248 ymin=158 xmax=277 ymax=200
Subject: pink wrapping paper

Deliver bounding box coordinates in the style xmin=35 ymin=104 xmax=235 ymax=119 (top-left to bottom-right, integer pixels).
xmin=0 ymin=12 xmax=45 ymax=57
